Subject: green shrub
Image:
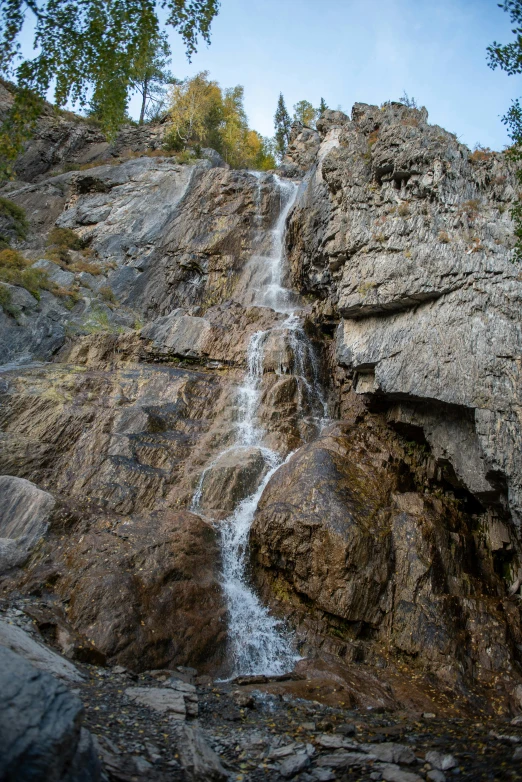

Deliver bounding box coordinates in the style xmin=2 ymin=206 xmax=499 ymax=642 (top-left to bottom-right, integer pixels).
xmin=0 ymin=284 xmax=19 ymax=318
xmin=0 ymin=248 xmax=27 ymax=268
xmin=163 ymin=129 xmax=185 ymax=152
xmin=47 ymin=227 xmax=86 ymax=251
xmin=83 ymin=308 xmax=118 ymax=333
xmin=0 ymin=197 xmax=29 ymax=248
xmin=99 ymin=285 xmax=117 ymax=304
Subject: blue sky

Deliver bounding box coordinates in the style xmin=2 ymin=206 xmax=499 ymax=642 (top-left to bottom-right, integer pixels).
xmin=17 ymin=0 xmax=521 ymax=150
xmin=159 ymin=0 xmax=519 ymax=151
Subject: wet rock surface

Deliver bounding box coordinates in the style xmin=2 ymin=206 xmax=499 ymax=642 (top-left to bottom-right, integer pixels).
xmin=251 ymin=419 xmax=522 ymax=704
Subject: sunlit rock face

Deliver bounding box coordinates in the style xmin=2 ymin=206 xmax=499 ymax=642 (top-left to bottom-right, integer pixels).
xmin=286 ymin=104 xmax=522 ymax=533
xmin=1 ymin=101 xmax=522 ymax=712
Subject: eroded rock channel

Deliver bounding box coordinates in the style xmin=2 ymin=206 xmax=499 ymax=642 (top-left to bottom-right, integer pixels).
xmin=1 ymin=98 xmax=522 ymax=781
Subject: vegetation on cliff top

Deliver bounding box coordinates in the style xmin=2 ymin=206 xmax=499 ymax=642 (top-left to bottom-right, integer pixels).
xmin=166 ymin=71 xmax=276 ymax=170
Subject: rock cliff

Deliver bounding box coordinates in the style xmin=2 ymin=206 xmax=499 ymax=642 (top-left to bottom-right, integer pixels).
xmin=1 ymin=98 xmax=522 ymax=736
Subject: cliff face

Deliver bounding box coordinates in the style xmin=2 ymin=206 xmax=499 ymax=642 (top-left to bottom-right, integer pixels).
xmin=285 ymin=104 xmax=521 ymax=530
xmin=1 ymin=102 xmax=522 ymax=714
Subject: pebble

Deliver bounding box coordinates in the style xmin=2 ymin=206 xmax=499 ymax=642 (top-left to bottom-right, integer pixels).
xmin=279 ymin=751 xmax=311 ymax=778
xmin=379 ymin=765 xmax=424 ymax=782
xmin=427 ymin=770 xmax=446 ymax=782
xmin=425 ymin=750 xmax=458 ymax=771
xmin=361 ymin=742 xmax=416 ymax=765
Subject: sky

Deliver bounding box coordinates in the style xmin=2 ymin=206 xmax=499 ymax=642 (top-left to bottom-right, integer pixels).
xmin=155 ymin=0 xmax=519 ymax=151
xmin=16 ymin=0 xmax=522 ymax=151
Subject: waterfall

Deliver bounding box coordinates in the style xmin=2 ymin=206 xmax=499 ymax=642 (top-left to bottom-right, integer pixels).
xmin=191 ymin=173 xmax=327 ymax=678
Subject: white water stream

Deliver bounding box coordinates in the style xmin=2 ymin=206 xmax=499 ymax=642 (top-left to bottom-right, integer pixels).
xmin=192 ymin=173 xmax=327 ymax=677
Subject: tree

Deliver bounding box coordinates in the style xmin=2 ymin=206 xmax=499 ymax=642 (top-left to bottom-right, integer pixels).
xmin=129 ymin=33 xmax=177 ymax=125
xmin=167 ymin=71 xmax=222 ymax=149
xmin=0 ymin=0 xmax=220 ymax=174
xmin=274 ymin=93 xmax=291 ymax=158
xmin=167 ymin=72 xmax=275 ymax=170
xmin=293 ymin=99 xmax=317 ymax=128
xmin=317 ymin=97 xmax=328 ymax=116
xmin=488 ymin=0 xmax=522 ymax=261
xmin=398 ymin=91 xmax=418 ymax=108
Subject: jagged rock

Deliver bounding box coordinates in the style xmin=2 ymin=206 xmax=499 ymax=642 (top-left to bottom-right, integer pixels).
xmin=315 ymin=751 xmax=376 ymax=768
xmin=0 ymin=475 xmax=55 ymax=571
xmin=0 ymin=620 xmax=84 ymax=682
xmin=197 ymin=446 xmax=271 ymax=515
xmin=0 ymin=289 xmax=70 ymax=364
xmin=425 ymin=750 xmax=458 ymax=771
xmin=0 ymin=283 xmax=38 ymax=312
xmin=286 ymin=100 xmax=522 ymax=531
xmin=125 ymin=686 xmax=186 ymax=718
xmin=33 ymin=258 xmax=75 ymax=287
xmin=379 ymin=766 xmax=424 ymax=782
xmin=174 ymin=724 xmax=229 ymax=781
xmin=361 ymin=743 xmax=416 ymax=764
xmin=0 ymin=645 xmax=101 ymax=781
xmin=279 ymin=751 xmax=311 ymax=777
xmin=51 ymin=510 xmax=226 ymax=674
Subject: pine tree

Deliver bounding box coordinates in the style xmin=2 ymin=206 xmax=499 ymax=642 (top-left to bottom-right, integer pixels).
xmin=274 ymin=93 xmax=291 ymax=158
xmin=317 ymin=97 xmax=328 ymax=116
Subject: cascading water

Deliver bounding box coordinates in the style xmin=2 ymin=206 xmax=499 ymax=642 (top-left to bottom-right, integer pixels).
xmin=192 ymin=172 xmax=327 ymax=677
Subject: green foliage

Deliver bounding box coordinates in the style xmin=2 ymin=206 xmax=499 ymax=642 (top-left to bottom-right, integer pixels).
xmin=47 ymin=227 xmax=85 ymax=251
xmin=0 ymin=249 xmax=52 ymax=300
xmin=0 ymin=196 xmax=28 ymax=246
xmin=0 ymin=283 xmax=19 ymax=318
xmin=0 ymin=0 xmax=220 ymax=173
xmin=317 ymin=97 xmax=328 ymax=116
xmin=293 ymin=99 xmax=317 ymax=128
xmin=128 ymin=32 xmax=178 ymax=124
xmin=167 ymin=72 xmax=275 ymax=169
xmin=99 ymin=285 xmax=117 ymax=304
xmin=488 ymin=0 xmax=522 ymax=261
xmin=0 ymin=247 xmax=80 ymax=305
xmin=83 ymin=308 xmax=120 ymax=333
xmin=398 ymin=91 xmax=418 ymax=108
xmin=274 ymin=93 xmax=291 ymax=159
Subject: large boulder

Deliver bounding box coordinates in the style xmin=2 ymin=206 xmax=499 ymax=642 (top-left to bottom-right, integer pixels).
xmin=196 ymin=446 xmax=271 ymax=515
xmin=251 ymin=422 xmax=522 ymax=693
xmin=0 ymin=476 xmax=55 ymax=572
xmin=0 ymin=645 xmax=101 ymax=781
xmin=53 ymin=510 xmax=227 ymax=674
xmin=0 ymin=621 xmax=83 ymax=683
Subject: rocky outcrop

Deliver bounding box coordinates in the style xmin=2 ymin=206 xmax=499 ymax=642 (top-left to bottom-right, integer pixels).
xmin=0 ymin=645 xmax=101 ymax=781
xmin=0 ymin=79 xmax=171 ymax=183
xmin=0 ymin=619 xmax=84 ymax=682
xmin=1 ymin=93 xmax=522 ymax=719
xmin=286 ymin=103 xmax=522 ymax=534
xmin=0 ymin=157 xmax=288 ymax=363
xmin=251 ymin=419 xmax=522 ymax=700
xmin=1 ymin=501 xmax=227 ymax=674
xmin=0 ymin=476 xmax=56 ymax=571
